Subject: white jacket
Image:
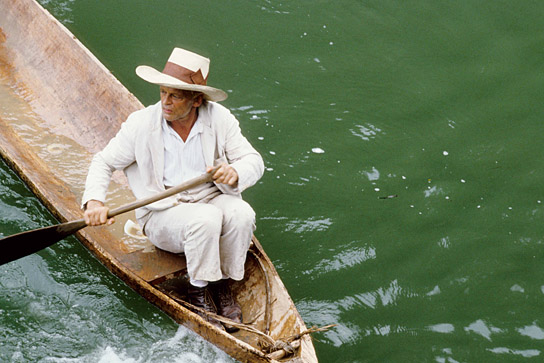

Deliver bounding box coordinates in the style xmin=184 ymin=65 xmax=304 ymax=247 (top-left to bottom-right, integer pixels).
xmin=82 ymin=101 xmax=264 ymax=223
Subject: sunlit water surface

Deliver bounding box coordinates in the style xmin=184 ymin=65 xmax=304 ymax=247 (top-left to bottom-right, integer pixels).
xmin=2 ymin=0 xmax=544 ymax=362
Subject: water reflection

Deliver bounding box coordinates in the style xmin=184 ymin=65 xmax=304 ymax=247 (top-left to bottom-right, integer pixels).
xmin=464 ymin=319 xmax=501 ymax=341
xmin=488 ymin=347 xmax=540 ymax=359
xmin=350 ymin=123 xmax=383 ymax=141
xmin=426 ymin=285 xmax=441 ymax=296
xmin=363 ymin=166 xmax=380 ymax=182
xmin=284 ymin=216 xmax=332 ymax=234
xmin=298 ymin=280 xmax=414 ymax=346
xmin=427 ymin=323 xmax=454 ymax=334
xmin=517 ymin=323 xmax=544 ymax=340
xmin=424 ymin=185 xmax=445 ymax=198
xmin=296 ymin=299 xmax=361 ymax=347
xmin=510 ymin=284 xmax=525 ymax=293
xmin=302 ymin=245 xmax=376 ymax=277
xmin=434 ymin=348 xmax=458 ymax=363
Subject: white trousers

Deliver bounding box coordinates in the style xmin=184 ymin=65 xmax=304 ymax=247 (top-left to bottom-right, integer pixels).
xmin=142 ymin=194 xmax=256 ymax=282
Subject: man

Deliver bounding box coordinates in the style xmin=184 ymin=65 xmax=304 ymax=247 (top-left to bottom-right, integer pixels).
xmin=82 ymin=47 xmax=264 ymax=331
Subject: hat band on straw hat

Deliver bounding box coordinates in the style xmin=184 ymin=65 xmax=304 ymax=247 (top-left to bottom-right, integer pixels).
xmin=135 ymin=47 xmax=228 ymax=102
xmin=162 ymin=62 xmax=207 ymax=86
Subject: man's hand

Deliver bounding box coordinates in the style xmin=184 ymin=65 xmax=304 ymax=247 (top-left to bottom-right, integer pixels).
xmin=84 ymin=200 xmax=115 ymax=226
xmin=207 ymin=163 xmax=238 ymax=187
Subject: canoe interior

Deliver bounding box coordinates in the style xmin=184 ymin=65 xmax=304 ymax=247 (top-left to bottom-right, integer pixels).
xmin=155 ymin=239 xmax=306 ymax=349
xmin=0 ymin=0 xmax=318 ymax=361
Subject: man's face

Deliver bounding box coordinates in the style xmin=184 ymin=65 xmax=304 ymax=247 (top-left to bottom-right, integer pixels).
xmin=160 ymin=86 xmax=202 ymax=122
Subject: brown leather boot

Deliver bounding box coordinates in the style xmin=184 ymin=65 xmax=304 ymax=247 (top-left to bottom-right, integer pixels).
xmin=210 ymin=279 xmax=242 ymax=333
xmin=187 ymin=285 xmax=224 ymax=331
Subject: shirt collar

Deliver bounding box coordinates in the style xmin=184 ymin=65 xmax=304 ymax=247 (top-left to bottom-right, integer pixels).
xmin=162 ymin=115 xmax=203 ymax=139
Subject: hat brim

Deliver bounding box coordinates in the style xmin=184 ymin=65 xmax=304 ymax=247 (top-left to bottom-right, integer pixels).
xmin=135 ymin=65 xmax=228 ymax=102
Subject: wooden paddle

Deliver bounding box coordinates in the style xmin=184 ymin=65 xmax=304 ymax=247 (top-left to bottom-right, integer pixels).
xmin=0 ymin=167 xmax=219 ymax=266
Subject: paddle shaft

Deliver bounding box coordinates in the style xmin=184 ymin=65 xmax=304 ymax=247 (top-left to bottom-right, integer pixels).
xmin=0 ymin=167 xmax=218 ymax=266
xmin=107 ymin=168 xmax=216 ymax=218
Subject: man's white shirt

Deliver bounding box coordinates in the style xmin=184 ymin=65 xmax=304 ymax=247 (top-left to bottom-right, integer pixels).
xmin=161 ymin=117 xmax=206 ymax=187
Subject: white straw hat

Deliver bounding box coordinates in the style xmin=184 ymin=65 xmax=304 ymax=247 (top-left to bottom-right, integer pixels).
xmin=135 ymin=47 xmax=228 ymax=102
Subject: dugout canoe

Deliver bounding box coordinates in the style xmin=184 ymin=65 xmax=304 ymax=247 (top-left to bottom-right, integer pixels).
xmin=0 ymin=0 xmax=319 ymax=361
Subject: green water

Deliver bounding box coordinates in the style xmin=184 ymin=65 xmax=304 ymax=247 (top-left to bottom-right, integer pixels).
xmin=2 ymin=0 xmax=544 ymax=361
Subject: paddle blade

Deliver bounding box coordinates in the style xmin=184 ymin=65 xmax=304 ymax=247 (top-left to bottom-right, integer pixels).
xmin=0 ymin=219 xmax=87 ymax=265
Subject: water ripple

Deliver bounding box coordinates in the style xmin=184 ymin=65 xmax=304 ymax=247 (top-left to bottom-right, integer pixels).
xmin=296 ymin=299 xmax=361 ymax=347
xmin=517 ymin=323 xmax=544 ymax=340
xmin=339 ymin=280 xmax=417 ymax=311
xmin=488 ymin=347 xmax=541 ymax=358
xmin=0 ymin=258 xmax=233 ymax=362
xmin=37 ymin=0 xmax=76 ymax=24
xmin=464 ymin=319 xmax=502 ymax=341
xmin=284 ymin=217 xmax=332 ymax=234
xmin=427 ymin=323 xmax=455 ymax=334
xmin=302 ymin=246 xmax=376 ymax=277
xmin=350 ymin=123 xmax=383 ymax=141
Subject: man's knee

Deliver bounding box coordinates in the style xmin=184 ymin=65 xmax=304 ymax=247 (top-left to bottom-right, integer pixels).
xmin=223 ymin=200 xmax=256 ymax=229
xmin=188 ymin=206 xmax=223 ymax=236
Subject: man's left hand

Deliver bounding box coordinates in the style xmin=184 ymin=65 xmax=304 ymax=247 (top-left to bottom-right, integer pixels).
xmin=208 ymin=163 xmax=238 ymax=187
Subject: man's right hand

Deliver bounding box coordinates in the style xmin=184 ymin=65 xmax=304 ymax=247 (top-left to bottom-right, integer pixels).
xmin=84 ymin=200 xmax=115 ymax=226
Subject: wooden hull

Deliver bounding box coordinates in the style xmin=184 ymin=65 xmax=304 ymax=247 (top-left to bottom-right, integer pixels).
xmin=0 ymin=0 xmax=318 ymax=362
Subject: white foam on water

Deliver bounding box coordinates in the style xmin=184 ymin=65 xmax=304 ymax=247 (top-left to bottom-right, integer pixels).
xmin=97 ymin=347 xmax=138 ymax=363
xmin=37 ymin=326 xmax=234 ymax=363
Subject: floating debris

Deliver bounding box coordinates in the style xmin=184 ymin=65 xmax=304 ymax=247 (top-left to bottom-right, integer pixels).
xmin=379 ymin=195 xmax=398 ymax=200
